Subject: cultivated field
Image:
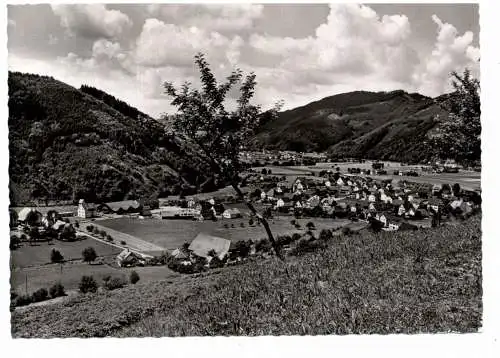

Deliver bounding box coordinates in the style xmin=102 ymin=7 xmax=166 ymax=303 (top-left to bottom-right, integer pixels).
xmin=98 ymin=216 xmax=362 ymax=252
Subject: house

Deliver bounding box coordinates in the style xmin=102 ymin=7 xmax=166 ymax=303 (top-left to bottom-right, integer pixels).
xmin=222 ymin=208 xmax=242 ymax=219
xmin=306 ymin=195 xmax=320 ymax=208
xmin=17 ymin=208 xmax=43 ymax=226
xmin=337 ymin=178 xmax=345 ymax=186
xmin=276 ymin=198 xmax=285 ymax=208
xmin=325 ymin=180 xmax=331 ymax=188
xmin=171 ymin=247 xmax=190 ymax=260
xmin=292 ymin=179 xmax=304 ymax=193
xmin=116 ymin=249 xmax=144 ymax=267
xmin=188 ymin=233 xmax=231 ymax=262
xmin=368 ymin=194 xmax=376 ymax=202
xmin=141 ymin=205 xmax=152 ymax=217
xmin=375 ymin=214 xmax=387 ymax=226
xmin=99 ymin=200 xmax=142 ymax=214
xmin=260 ymin=191 xmax=267 ymax=200
xmin=77 ymin=199 xmax=96 ymax=218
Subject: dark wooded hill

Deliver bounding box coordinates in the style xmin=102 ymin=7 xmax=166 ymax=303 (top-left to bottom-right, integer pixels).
xmin=8 ymin=72 xmax=219 ymax=205
xmin=250 ymin=90 xmax=450 ymax=163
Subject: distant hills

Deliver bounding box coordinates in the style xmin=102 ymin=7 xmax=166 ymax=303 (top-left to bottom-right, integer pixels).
xmin=249 ymin=90 xmax=451 ymax=163
xmin=8 ymin=72 xmax=453 ymax=204
xmin=8 ymin=72 xmax=219 ymax=205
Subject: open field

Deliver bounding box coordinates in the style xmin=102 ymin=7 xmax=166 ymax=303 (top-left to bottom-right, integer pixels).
xmin=11 ymin=215 xmax=482 ymax=337
xmin=10 ymin=237 xmax=122 ymax=269
xmin=98 ymin=216 xmax=362 ymax=252
xmin=11 ymin=261 xmax=180 ymax=294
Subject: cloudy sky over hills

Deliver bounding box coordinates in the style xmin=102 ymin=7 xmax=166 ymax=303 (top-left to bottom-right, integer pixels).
xmin=8 ymin=3 xmax=479 ymax=118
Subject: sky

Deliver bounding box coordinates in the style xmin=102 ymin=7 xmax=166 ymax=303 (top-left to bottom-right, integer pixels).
xmin=7 ymin=3 xmax=480 ymax=119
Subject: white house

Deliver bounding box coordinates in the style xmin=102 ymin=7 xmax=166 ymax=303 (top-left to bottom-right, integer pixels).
xmin=260 ymin=191 xmax=267 ymax=200
xmin=368 ymin=194 xmax=376 ymax=202
xmin=276 ymin=198 xmax=285 ymax=208
xmin=77 ymin=199 xmax=96 ymax=219
xmin=337 ymin=178 xmax=345 ymax=186
xmin=325 ymin=180 xmax=331 ymax=187
xmin=398 ymin=205 xmax=406 ymax=216
xmin=222 ymin=208 xmax=242 ymax=219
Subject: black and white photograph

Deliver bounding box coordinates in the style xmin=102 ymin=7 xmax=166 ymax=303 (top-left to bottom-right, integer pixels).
xmin=5 ymin=1 xmax=491 ymax=344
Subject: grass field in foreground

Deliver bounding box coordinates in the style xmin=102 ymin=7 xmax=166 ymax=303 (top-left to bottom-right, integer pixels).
xmin=11 ymin=215 xmax=481 ymax=337
xmin=97 ymin=216 xmax=359 ymax=251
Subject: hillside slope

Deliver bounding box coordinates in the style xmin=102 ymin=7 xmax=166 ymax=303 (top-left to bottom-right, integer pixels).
xmin=8 ymin=72 xmax=216 ymax=205
xmin=11 ymin=215 xmax=481 ymax=337
xmin=250 ymin=90 xmax=449 ymax=162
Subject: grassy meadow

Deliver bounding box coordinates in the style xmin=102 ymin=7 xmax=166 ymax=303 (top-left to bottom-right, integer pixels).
xmin=11 ymin=215 xmax=481 ymax=337
xmin=97 ymin=216 xmax=360 ymax=251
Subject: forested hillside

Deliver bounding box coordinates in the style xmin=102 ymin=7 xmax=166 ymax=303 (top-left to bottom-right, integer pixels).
xmin=250 ymin=90 xmax=450 ymax=163
xmin=8 ymin=72 xmax=219 ymax=205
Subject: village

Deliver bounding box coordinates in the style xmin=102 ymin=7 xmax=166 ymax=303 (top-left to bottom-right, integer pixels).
xmin=9 ymin=157 xmax=481 ymax=310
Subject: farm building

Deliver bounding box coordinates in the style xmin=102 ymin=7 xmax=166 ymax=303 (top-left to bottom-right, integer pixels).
xmin=188 ymin=233 xmax=231 ymax=262
xmin=77 ymin=199 xmax=96 ymax=218
xmin=222 ymin=208 xmax=242 ymax=219
xmin=98 ymin=200 xmax=142 ymax=214
xmin=116 ymin=249 xmax=145 ymax=267
xmin=17 ymin=208 xmax=43 ymax=226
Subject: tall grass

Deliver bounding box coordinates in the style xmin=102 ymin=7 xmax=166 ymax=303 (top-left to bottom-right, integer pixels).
xmin=11 ymin=216 xmax=481 ymax=337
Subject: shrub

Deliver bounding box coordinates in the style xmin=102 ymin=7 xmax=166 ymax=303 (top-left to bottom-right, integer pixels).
xmin=82 ymin=247 xmax=97 ymax=264
xmin=291 ymin=233 xmax=302 ymax=242
xmin=79 ymin=275 xmax=98 ymax=293
xmin=106 ymin=234 xmax=113 ymax=242
xmin=224 ymin=223 xmax=229 ymax=229
xmin=342 ymin=227 xmax=353 ymax=236
xmin=86 ymin=225 xmax=94 ymax=232
xmin=49 ymin=283 xmax=65 ymax=298
xmin=120 ymin=240 xmax=127 ymax=246
xmin=240 ymin=222 xmax=245 ymax=228
xmin=255 ymin=238 xmax=272 ymax=253
xmin=50 ymin=249 xmax=64 ymax=263
xmin=10 ymin=235 xmax=20 ymax=250
xmin=74 ymin=222 xmax=80 ymax=228
xmin=248 ymin=218 xmax=254 ymax=226
xmin=130 ymin=271 xmax=140 ymax=284
xmin=13 ymin=294 xmax=33 ymax=307
xmin=32 ymin=288 xmax=48 ymax=303
xmin=306 ymin=221 xmax=316 ymax=230
xmin=319 ymin=229 xmax=333 ymax=242
xmin=103 ymin=276 xmax=127 ymax=291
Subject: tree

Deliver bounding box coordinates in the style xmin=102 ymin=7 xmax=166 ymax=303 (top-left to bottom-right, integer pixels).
xmin=10 ymin=235 xmax=20 ymax=250
xmin=164 ymin=53 xmax=284 ymax=259
xmin=452 ymin=183 xmax=461 ymax=196
xmin=82 ymin=247 xmax=97 ymax=264
xmin=50 ymin=249 xmax=64 ymax=263
xmin=79 ymin=275 xmax=98 ymax=293
xmin=49 ymin=283 xmax=65 ymax=298
xmin=429 ymin=69 xmax=480 ymax=166
xmin=130 ymin=270 xmax=140 ymax=284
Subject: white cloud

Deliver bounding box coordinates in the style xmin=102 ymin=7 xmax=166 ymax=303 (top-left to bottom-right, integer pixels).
xmin=133 ymin=18 xmax=244 ymax=68
xmin=247 ymin=3 xmax=417 ymax=103
xmin=146 ymin=4 xmax=263 ymax=32
xmin=414 ymin=15 xmax=479 ymax=96
xmin=51 ymin=4 xmax=132 ymax=39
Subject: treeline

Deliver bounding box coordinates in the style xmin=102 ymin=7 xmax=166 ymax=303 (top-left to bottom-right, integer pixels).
xmin=80 ymin=84 xmax=148 ymax=121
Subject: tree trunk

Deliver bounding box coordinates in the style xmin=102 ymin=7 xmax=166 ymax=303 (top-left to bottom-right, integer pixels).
xmin=230 ymin=182 xmax=284 ymax=260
